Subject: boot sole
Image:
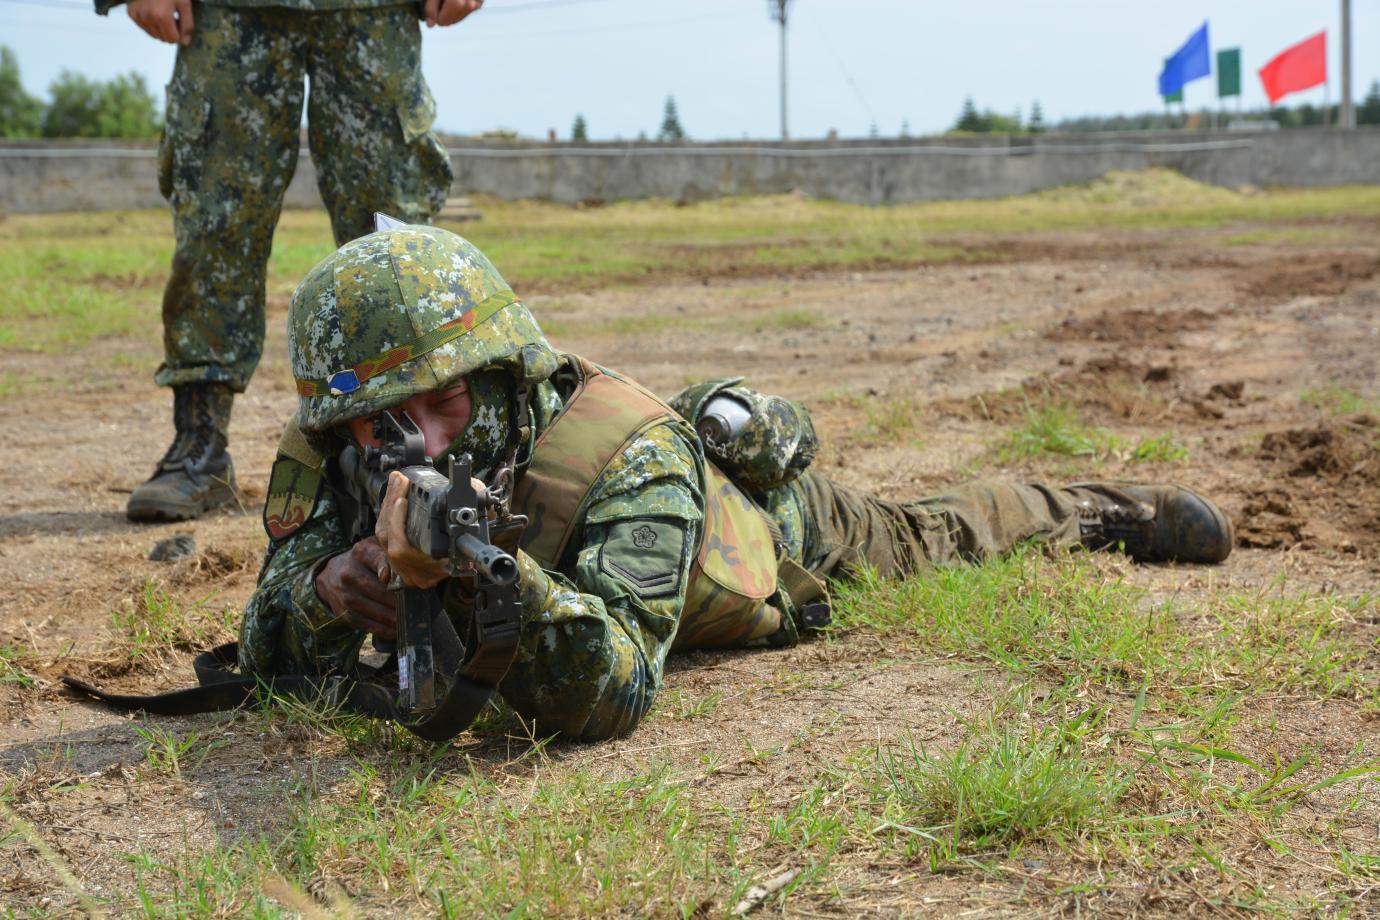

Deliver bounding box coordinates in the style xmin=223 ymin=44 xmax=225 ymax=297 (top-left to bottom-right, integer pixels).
xmin=126 ymin=478 xmax=239 ymax=523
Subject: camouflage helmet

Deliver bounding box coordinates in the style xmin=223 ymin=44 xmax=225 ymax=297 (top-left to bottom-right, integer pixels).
xmin=289 ymin=224 xmax=559 ymax=434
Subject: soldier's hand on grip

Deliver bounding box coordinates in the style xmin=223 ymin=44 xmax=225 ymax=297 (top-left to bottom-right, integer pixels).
xmin=376 ymin=470 xmax=453 ymax=589
xmin=315 ymin=539 xmax=398 ymax=639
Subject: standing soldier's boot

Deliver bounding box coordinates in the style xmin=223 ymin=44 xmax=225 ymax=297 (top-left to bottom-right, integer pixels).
xmin=1066 ymin=483 xmax=1233 ymax=564
xmin=127 ymin=384 xmax=238 ymax=522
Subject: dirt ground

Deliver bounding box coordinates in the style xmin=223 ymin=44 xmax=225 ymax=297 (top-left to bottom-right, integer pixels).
xmin=2 ymin=209 xmax=1379 ymax=916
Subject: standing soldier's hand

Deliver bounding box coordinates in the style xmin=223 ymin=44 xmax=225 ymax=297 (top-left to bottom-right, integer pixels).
xmin=127 ymin=0 xmax=195 ymax=45
xmin=423 ymin=0 xmax=483 ymax=29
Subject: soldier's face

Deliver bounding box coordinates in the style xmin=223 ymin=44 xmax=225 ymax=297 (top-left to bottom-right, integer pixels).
xmin=345 ymin=381 xmax=473 ymax=461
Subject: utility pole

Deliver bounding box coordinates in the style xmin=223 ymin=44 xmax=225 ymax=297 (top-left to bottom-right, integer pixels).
xmin=1341 ymin=0 xmax=1355 ymax=128
xmin=767 ymin=0 xmax=793 ymax=141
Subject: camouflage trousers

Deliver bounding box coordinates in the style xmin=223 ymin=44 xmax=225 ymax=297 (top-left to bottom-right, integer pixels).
xmin=764 ymin=472 xmax=1085 ymax=581
xmin=155 ymin=2 xmax=452 ymax=393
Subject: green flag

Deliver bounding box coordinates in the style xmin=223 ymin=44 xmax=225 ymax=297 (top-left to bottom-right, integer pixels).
xmin=1217 ymin=48 xmax=1241 ymax=98
xmin=1163 ymin=58 xmax=1183 ymax=103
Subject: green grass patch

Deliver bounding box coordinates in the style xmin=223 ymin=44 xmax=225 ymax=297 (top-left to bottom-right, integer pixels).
xmin=97 ymin=551 xmax=1380 ymax=914
xmin=652 ymin=687 xmax=723 ymax=721
xmin=758 ymin=308 xmax=826 ymax=329
xmin=123 ymin=761 xmax=750 ymax=918
xmin=0 ymin=645 xmax=36 ymax=689
xmin=1123 ymin=432 xmax=1190 ymax=463
xmin=10 ymin=178 xmax=1380 ymax=355
xmin=830 ymin=548 xmax=1378 ymax=700
xmin=998 ymin=403 xmax=1122 ymax=461
xmin=109 ymin=581 xmax=236 ymax=670
xmin=866 ymin=705 xmax=1124 ymax=860
xmin=832 ymin=393 xmax=923 ymax=447
xmin=0 ymin=371 xmax=45 ymax=398
xmin=1301 ymin=384 xmax=1380 ymax=416
xmin=135 ymin=724 xmax=227 ymax=779
xmin=861 ymin=395 xmax=922 ymax=444
xmin=1219 ymin=225 xmax=1359 ymax=247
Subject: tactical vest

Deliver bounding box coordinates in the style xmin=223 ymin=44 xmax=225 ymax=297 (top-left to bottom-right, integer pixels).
xmin=511 ymin=356 xmax=786 ymax=650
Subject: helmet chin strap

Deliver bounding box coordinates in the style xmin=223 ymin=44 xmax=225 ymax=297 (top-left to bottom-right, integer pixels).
xmin=488 ymin=384 xmax=530 ymax=508
xmin=439 ymin=372 xmax=532 ymax=496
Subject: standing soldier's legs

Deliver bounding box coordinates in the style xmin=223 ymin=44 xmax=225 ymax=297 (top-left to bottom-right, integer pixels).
xmin=305 ymin=6 xmax=454 ymax=245
xmin=764 ymin=473 xmax=1232 ymax=582
xmin=129 ymin=5 xmax=308 ymax=522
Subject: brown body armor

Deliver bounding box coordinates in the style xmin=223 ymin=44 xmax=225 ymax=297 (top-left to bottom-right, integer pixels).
xmin=510 ymin=356 xmax=790 ymax=649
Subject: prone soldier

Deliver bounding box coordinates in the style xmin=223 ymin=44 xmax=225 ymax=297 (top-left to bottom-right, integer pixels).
xmin=239 ymin=223 xmax=1233 ymax=741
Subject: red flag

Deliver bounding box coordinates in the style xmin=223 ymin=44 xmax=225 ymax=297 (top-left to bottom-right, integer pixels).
xmin=1258 ymin=31 xmax=1327 ymax=104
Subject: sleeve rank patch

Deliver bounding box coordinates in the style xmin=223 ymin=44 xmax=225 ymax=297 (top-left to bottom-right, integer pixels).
xmin=599 ymin=519 xmax=686 ymax=598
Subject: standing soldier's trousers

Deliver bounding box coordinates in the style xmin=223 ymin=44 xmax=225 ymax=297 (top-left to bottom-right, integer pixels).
xmin=156 ymin=2 xmax=453 ymax=392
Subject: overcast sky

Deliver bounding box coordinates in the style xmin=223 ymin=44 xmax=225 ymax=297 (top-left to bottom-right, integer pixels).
xmin=3 ymin=0 xmax=1377 ymax=140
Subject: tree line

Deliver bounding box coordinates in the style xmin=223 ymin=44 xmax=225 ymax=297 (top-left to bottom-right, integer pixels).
xmin=1 ymin=47 xmax=160 ymax=139
xmin=951 ymin=82 xmax=1380 ymax=134
xmin=6 ymin=43 xmax=1379 ymax=142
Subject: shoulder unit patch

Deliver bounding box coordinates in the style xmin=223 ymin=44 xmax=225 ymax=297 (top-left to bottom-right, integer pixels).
xmin=263 ymin=457 xmax=325 ymax=541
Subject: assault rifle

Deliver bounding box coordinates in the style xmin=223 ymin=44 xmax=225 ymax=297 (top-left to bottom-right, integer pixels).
xmin=62 ymin=411 xmax=525 ymax=743
xmin=338 ymin=411 xmax=525 ymax=733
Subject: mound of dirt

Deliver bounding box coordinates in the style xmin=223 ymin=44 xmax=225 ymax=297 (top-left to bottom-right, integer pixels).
xmin=934 ymin=354 xmax=1190 ymax=426
xmin=1045 ymin=307 xmax=1215 ymax=344
xmin=1236 ymin=415 xmax=1380 ymax=551
xmin=1241 ymin=253 xmax=1379 ymax=303
xmin=1260 ymin=424 xmax=1374 ymax=477
xmin=1032 ymin=168 xmax=1240 ymax=208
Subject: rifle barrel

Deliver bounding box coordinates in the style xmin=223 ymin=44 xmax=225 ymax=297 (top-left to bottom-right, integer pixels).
xmin=455 ymin=533 xmax=518 ymax=585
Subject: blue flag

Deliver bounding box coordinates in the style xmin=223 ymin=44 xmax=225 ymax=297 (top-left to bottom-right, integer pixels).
xmin=1158 ymin=22 xmax=1211 ymax=97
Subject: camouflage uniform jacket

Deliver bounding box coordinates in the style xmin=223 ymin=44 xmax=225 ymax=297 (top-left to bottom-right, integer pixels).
xmin=240 ymin=357 xmax=708 ymax=740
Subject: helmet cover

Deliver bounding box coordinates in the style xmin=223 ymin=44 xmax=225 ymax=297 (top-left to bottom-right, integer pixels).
xmin=289 ymin=225 xmax=558 ymax=434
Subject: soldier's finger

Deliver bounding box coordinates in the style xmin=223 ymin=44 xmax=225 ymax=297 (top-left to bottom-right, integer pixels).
xmin=342 ymin=603 xmax=396 ymax=638
xmin=435 ymin=0 xmax=466 ymax=26
xmin=376 ymin=471 xmax=410 ymax=550
xmin=423 ymin=0 xmax=440 ymax=27
xmin=174 ymin=0 xmax=195 ymax=44
xmin=343 ymin=559 xmax=394 ymax=602
xmin=141 ymin=9 xmax=174 ymax=43
xmin=352 ymin=538 xmax=391 ymax=583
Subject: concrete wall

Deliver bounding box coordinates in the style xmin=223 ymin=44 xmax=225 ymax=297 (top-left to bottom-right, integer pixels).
xmin=4 ymin=128 xmax=1380 ymax=213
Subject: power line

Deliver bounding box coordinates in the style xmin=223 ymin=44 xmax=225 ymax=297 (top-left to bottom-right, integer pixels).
xmin=461 ymin=10 xmax=731 ymax=40
xmin=0 ymin=0 xmax=91 ymax=10
xmin=0 ymin=14 xmax=116 ymax=35
xmin=805 ymin=13 xmax=877 ymax=128
xmin=483 ymin=0 xmax=617 ymax=13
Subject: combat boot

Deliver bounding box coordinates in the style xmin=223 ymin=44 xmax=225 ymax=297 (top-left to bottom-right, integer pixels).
xmin=1066 ymin=482 xmax=1233 ymax=564
xmin=126 ymin=384 xmax=238 ymax=522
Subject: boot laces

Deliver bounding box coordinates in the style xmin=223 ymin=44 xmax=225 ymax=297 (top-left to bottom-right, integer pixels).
xmin=158 ymin=388 xmax=221 ymax=470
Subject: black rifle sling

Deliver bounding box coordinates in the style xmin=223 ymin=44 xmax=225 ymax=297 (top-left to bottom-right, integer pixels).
xmin=394 ymin=580 xmax=522 ymax=742
xmin=62 ymin=643 xmax=320 ymax=717
xmin=62 ymin=580 xmax=523 ymax=741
